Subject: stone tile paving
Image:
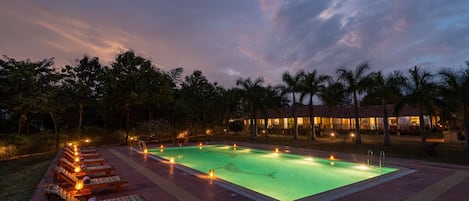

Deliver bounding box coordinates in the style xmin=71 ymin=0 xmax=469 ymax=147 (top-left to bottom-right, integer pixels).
xmin=31 ymin=143 xmax=468 ymax=201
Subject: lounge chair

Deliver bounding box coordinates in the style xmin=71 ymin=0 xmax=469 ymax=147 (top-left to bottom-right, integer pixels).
xmin=45 ymin=184 xmax=146 ymax=201
xmin=64 ymin=149 xmax=101 ymax=159
xmin=62 ymin=153 xmax=106 ymax=166
xmin=58 ymin=158 xmax=114 ymax=177
xmin=55 ymin=167 xmax=128 ymax=192
xmin=65 ymin=146 xmax=98 ymax=154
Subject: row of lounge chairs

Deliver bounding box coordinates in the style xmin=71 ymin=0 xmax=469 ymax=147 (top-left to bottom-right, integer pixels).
xmin=45 ymin=144 xmax=146 ymax=201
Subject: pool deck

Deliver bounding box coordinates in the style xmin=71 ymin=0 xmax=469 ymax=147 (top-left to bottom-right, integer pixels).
xmin=31 ymin=142 xmax=469 ymax=201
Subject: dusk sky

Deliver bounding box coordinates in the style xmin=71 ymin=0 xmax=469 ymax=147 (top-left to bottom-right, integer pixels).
xmin=1 ymin=0 xmax=469 ymax=87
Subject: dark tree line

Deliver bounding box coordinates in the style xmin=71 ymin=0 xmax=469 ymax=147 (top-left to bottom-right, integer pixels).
xmin=1 ymin=51 xmax=469 ymax=149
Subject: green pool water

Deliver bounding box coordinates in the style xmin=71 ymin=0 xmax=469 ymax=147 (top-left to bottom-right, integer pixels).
xmin=149 ymin=145 xmax=398 ymax=201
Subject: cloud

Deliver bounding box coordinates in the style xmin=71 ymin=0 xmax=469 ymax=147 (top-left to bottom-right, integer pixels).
xmin=1 ymin=0 xmax=468 ymax=87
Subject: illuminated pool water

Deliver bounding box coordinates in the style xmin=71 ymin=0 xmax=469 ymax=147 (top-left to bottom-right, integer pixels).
xmin=149 ymin=145 xmax=398 ymax=201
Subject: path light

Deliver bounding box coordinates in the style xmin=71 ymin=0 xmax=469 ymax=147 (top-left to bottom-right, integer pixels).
xmin=208 ymin=169 xmax=215 ymax=177
xmin=350 ymin=133 xmax=355 ymax=137
xmin=330 ymin=133 xmax=335 ymax=137
xmin=75 ymin=180 xmax=84 ymax=192
xmin=199 ymin=142 xmax=203 ymax=146
xmin=74 ymin=157 xmax=80 ymax=162
xmin=74 ymin=165 xmax=81 ymax=173
xmin=233 ymin=144 xmax=237 ymax=150
xmin=160 ymin=144 xmax=164 ymax=149
xmin=144 ymin=148 xmax=148 ymax=154
xmin=68 ymin=142 xmax=73 ymax=147
xmin=74 ymin=151 xmax=79 ymax=156
xmin=329 ymin=155 xmax=335 ymax=160
xmin=169 ymin=157 xmax=175 ymax=164
xmin=85 ymin=139 xmax=90 ymax=143
xmin=275 ymin=148 xmax=279 ymax=153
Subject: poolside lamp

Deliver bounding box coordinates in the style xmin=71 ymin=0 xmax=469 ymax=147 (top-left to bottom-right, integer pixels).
xmin=68 ymin=142 xmax=73 ymax=147
xmin=74 ymin=165 xmax=81 ymax=173
xmin=329 ymin=155 xmax=335 ymax=160
xmin=170 ymin=157 xmax=175 ymax=164
xmin=144 ymin=148 xmax=148 ymax=154
xmin=208 ymin=169 xmax=215 ymax=177
xmin=160 ymin=144 xmax=164 ymax=149
xmin=275 ymin=148 xmax=279 ymax=153
xmin=75 ymin=180 xmax=84 ymax=192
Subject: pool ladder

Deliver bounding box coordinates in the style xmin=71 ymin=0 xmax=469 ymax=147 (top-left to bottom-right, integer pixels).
xmin=368 ymin=149 xmax=385 ymax=168
xmin=367 ymin=149 xmax=373 ymax=166
xmin=379 ymin=150 xmax=385 ymax=168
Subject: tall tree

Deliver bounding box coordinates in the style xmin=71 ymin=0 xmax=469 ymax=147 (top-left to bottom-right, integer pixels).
xmin=397 ymin=66 xmax=436 ymax=146
xmin=439 ymin=62 xmax=469 ymax=149
xmin=300 ymin=70 xmax=330 ymax=140
xmin=236 ymin=77 xmax=264 ymax=138
xmin=282 ymin=70 xmax=305 ymax=140
xmin=104 ymin=50 xmax=151 ymax=143
xmin=63 ymin=55 xmax=103 ymax=136
xmin=336 ymin=63 xmax=372 ymax=144
xmin=367 ymin=71 xmax=405 ymax=146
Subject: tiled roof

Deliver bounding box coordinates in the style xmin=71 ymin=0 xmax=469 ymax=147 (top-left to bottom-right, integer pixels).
xmin=254 ymin=104 xmax=427 ymax=119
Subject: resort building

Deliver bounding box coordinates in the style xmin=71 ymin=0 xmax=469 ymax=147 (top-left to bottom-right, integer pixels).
xmin=245 ymin=104 xmax=440 ymax=135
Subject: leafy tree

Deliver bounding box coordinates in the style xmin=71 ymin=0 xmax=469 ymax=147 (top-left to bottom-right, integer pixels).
xmin=300 ymin=70 xmax=330 ymax=140
xmin=180 ymin=70 xmax=222 ymax=132
xmin=63 ymin=55 xmax=103 ymax=135
xmin=439 ymin=62 xmax=469 ymax=149
xmin=337 ymin=63 xmax=372 ymax=144
xmin=367 ymin=71 xmax=405 ymax=146
xmin=282 ymin=70 xmax=305 ymax=140
xmin=104 ymin=50 xmax=151 ymax=143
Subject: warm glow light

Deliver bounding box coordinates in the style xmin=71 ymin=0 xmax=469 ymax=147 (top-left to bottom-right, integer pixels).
xmin=85 ymin=139 xmax=90 ymax=143
xmin=74 ymin=151 xmax=78 ymax=156
xmin=74 ymin=166 xmax=81 ymax=173
xmin=169 ymin=157 xmax=175 ymax=164
xmin=350 ymin=133 xmax=355 ymax=137
xmin=206 ymin=129 xmax=211 ymax=135
xmin=199 ymin=142 xmax=203 ymax=146
xmin=275 ymin=148 xmax=279 ymax=153
xmin=74 ymin=157 xmax=80 ymax=162
xmin=233 ymin=144 xmax=237 ymax=148
xmin=160 ymin=144 xmax=164 ymax=149
xmin=208 ymin=169 xmax=215 ymax=177
xmin=331 ymin=133 xmax=335 ymax=137
xmin=68 ymin=143 xmax=73 ymax=146
xmin=144 ymin=149 xmax=148 ymax=154
xmin=355 ymin=165 xmax=369 ymax=170
xmin=75 ymin=180 xmax=83 ymax=191
xmin=329 ymin=155 xmax=335 ymax=160
xmin=330 ymin=162 xmax=335 ymax=166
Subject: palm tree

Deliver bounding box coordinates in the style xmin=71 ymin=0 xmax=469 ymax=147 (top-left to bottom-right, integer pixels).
xmin=439 ymin=62 xmax=469 ymax=149
xmin=282 ymin=70 xmax=305 ymax=140
xmin=259 ymin=85 xmax=288 ymax=140
xmin=397 ymin=66 xmax=436 ymax=146
xmin=336 ymin=63 xmax=372 ymax=144
xmin=319 ymin=79 xmax=351 ymax=107
xmin=300 ymin=70 xmax=330 ymax=140
xmin=236 ymin=77 xmax=264 ymax=138
xmin=368 ymin=71 xmax=406 ymax=146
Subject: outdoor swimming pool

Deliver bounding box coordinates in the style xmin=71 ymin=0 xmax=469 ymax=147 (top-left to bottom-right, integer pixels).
xmin=149 ymin=145 xmax=398 ymax=201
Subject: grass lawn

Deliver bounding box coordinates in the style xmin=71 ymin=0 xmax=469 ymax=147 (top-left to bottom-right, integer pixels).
xmin=197 ymin=133 xmax=469 ymax=165
xmin=0 ymin=153 xmax=55 ymax=201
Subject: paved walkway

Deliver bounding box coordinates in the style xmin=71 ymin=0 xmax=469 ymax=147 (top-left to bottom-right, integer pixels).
xmin=31 ymin=143 xmax=469 ymax=201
